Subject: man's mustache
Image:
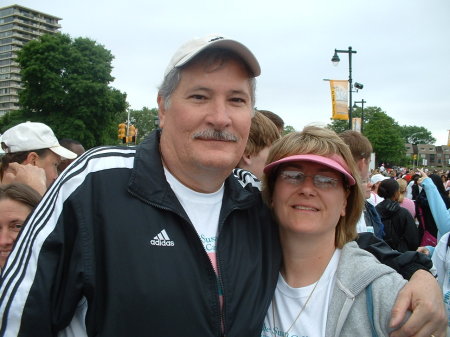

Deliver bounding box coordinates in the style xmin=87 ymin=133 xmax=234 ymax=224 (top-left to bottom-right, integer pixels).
xmin=192 ymin=129 xmax=238 ymax=142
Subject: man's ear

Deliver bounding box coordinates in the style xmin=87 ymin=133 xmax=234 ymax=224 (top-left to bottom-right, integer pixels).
xmin=24 ymin=152 xmax=39 ymax=166
xmin=241 ymin=153 xmax=252 ymax=166
xmin=157 ymin=95 xmax=166 ymax=129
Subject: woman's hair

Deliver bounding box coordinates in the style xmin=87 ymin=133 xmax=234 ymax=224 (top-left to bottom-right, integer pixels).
xmin=0 ymin=182 xmax=41 ymax=209
xmin=262 ymin=126 xmax=364 ymax=248
xmin=0 ymin=148 xmax=52 ymax=180
xmin=377 ymin=179 xmax=399 ymax=200
xmin=397 ymin=178 xmax=408 ymax=203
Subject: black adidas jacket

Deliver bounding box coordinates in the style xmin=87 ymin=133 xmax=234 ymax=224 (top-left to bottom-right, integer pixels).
xmin=0 ymin=130 xmax=281 ymax=337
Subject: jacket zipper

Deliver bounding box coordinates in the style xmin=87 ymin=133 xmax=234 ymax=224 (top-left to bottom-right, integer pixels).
xmin=128 ymin=191 xmax=226 ymax=336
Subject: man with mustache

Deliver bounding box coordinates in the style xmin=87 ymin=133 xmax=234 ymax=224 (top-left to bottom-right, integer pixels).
xmin=0 ymin=35 xmax=445 ymax=337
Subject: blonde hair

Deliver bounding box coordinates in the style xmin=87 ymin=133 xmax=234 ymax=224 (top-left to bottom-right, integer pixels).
xmin=397 ymin=178 xmax=408 ymax=203
xmin=262 ymin=126 xmax=364 ymax=248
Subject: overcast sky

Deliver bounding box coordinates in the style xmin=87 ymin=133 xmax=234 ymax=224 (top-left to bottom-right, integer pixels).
xmin=9 ymin=0 xmax=450 ymax=145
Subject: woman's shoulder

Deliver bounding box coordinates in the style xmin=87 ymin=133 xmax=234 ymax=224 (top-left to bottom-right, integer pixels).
xmin=338 ymin=242 xmax=403 ymax=284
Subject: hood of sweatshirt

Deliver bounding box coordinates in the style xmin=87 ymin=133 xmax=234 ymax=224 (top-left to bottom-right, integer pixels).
xmin=376 ymin=199 xmax=400 ymax=219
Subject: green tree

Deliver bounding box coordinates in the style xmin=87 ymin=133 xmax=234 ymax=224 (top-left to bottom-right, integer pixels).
xmin=326 ymin=119 xmax=348 ymax=134
xmin=1 ymin=33 xmax=127 ymax=148
xmin=282 ymin=125 xmax=296 ymax=136
xmin=327 ymin=106 xmax=381 ymax=134
xmin=364 ymin=110 xmax=405 ymax=165
xmin=399 ymin=125 xmax=436 ymax=145
xmin=116 ymin=107 xmax=159 ymax=144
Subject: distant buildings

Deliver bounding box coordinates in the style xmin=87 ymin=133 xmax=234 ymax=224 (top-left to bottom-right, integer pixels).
xmin=405 ymin=143 xmax=450 ymax=168
xmin=0 ymin=4 xmax=61 ymax=116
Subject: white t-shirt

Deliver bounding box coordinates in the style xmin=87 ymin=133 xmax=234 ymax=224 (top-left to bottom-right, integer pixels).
xmin=164 ymin=167 xmax=223 ymax=272
xmin=431 ymin=232 xmax=450 ymax=332
xmin=367 ymin=191 xmax=384 ymax=206
xmin=262 ymin=249 xmax=341 ymax=337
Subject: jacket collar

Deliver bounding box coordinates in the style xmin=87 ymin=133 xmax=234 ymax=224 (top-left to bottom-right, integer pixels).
xmin=128 ymin=130 xmax=257 ymax=211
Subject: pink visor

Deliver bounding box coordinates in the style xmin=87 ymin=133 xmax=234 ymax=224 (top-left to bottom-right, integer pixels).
xmin=263 ymin=154 xmax=356 ymax=186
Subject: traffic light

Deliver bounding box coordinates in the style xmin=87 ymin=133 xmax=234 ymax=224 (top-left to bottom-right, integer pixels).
xmin=128 ymin=125 xmax=136 ymax=143
xmin=118 ymin=123 xmax=126 ymax=143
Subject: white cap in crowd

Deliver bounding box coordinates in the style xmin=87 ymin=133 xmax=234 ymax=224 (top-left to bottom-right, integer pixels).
xmin=1 ymin=122 xmax=77 ymax=160
xmin=370 ymin=173 xmax=389 ymax=185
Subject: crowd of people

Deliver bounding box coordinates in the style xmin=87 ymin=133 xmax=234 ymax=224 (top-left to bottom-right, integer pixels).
xmin=0 ymin=34 xmax=448 ymax=336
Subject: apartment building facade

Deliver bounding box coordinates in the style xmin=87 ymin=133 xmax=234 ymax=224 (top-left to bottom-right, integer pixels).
xmin=405 ymin=143 xmax=450 ymax=168
xmin=0 ymin=5 xmax=61 ymax=116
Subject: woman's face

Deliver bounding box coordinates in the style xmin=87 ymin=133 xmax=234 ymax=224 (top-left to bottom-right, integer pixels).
xmin=0 ymin=198 xmax=32 ymax=268
xmin=271 ymin=161 xmax=348 ymax=239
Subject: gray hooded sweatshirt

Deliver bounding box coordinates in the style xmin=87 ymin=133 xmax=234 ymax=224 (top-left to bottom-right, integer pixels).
xmin=325 ymin=241 xmax=408 ymax=336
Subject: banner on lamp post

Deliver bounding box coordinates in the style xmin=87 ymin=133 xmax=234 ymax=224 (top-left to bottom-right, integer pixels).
xmin=352 ymin=118 xmax=362 ymax=132
xmin=329 ymin=80 xmax=349 ymax=120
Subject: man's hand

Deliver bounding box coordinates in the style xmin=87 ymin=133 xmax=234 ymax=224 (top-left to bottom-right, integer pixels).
xmin=416 ymin=247 xmax=430 ymax=256
xmin=390 ymin=270 xmax=447 ymax=337
xmin=1 ymin=162 xmax=47 ymax=196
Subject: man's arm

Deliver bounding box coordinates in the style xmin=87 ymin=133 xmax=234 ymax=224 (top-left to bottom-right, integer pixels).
xmin=356 ymin=232 xmax=432 ymax=280
xmin=356 ymin=233 xmax=447 ymax=336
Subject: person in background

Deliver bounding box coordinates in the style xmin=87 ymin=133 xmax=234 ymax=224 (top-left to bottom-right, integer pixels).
xmin=368 ymin=173 xmax=388 ymax=206
xmin=234 ymin=110 xmax=280 ymax=182
xmin=445 ymin=172 xmax=450 ymax=195
xmin=57 ymin=138 xmax=85 ymax=173
xmin=411 ymin=174 xmax=422 ymax=201
xmin=257 ymin=109 xmax=285 ymax=135
xmin=430 ymin=229 xmax=450 ymax=334
xmin=0 ymin=122 xmax=77 ymax=194
xmin=339 ymin=130 xmax=384 ymax=238
xmin=0 ymin=183 xmax=41 ymax=270
xmin=376 ymin=179 xmax=420 ymax=252
xmin=417 ymin=173 xmax=450 ymax=241
xmin=397 ymin=178 xmax=416 ymax=218
xmin=261 ymin=127 xmax=408 ymax=336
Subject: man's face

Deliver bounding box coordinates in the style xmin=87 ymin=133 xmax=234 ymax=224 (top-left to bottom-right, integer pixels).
xmin=358 ymin=158 xmax=372 ymax=199
xmin=36 ymin=151 xmax=61 ymax=187
xmin=158 ymin=59 xmax=253 ymax=191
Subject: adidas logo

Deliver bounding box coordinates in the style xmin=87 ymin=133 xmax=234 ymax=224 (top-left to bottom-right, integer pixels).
xmin=150 ymin=229 xmax=175 ymax=247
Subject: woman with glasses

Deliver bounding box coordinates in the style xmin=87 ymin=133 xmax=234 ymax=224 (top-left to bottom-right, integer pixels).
xmin=260 ymin=126 xmax=408 ymax=337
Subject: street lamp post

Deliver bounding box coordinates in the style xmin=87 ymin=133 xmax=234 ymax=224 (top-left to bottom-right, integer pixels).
xmin=353 ymin=99 xmax=366 ymax=134
xmin=331 ymin=47 xmax=357 ymax=130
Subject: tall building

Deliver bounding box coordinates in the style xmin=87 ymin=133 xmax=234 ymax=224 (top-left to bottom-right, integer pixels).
xmin=0 ymin=4 xmax=61 ymax=116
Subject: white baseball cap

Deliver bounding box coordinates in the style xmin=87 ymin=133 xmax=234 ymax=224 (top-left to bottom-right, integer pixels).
xmin=1 ymin=122 xmax=77 ymax=160
xmin=164 ymin=34 xmax=261 ymax=77
xmin=370 ymin=173 xmax=389 ymax=185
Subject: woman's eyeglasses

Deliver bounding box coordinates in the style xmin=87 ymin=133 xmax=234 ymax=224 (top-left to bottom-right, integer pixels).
xmin=279 ymin=170 xmax=342 ymax=189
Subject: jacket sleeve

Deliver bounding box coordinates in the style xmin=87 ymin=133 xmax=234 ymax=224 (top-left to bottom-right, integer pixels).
xmin=422 ymin=177 xmax=450 ymax=238
xmin=356 ymin=232 xmax=432 ymax=280
xmin=371 ymin=271 xmax=409 ymax=335
xmin=0 ymin=181 xmax=86 ymax=336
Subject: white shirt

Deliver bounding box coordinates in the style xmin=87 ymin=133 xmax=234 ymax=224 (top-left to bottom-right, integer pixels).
xmin=431 ymin=232 xmax=450 ymax=333
xmin=165 ymin=167 xmax=223 ymax=272
xmin=262 ymin=249 xmax=341 ymax=337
